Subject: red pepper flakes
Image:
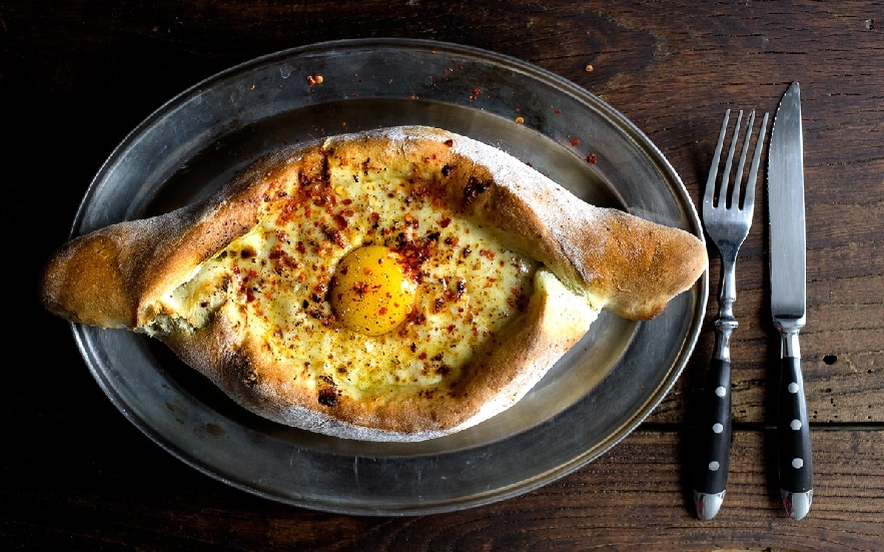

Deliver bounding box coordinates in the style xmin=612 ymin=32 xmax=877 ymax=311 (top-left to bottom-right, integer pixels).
xmin=333 ymin=213 xmax=349 ymax=230
xmin=404 ymin=213 xmax=419 ymax=229
xmin=445 ymin=278 xmax=466 ymax=301
xmin=322 ymin=226 xmax=347 ymax=248
xmin=571 ymin=138 xmax=580 ymax=147
xmin=508 ymin=288 xmax=529 ymax=311
xmin=351 ymin=281 xmax=369 ymax=298
xmin=586 ymin=153 xmax=598 ymax=165
xmin=394 ymin=233 xmax=439 ymax=282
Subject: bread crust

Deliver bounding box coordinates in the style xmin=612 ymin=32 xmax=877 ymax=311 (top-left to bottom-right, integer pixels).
xmin=41 ymin=126 xmax=706 ymax=441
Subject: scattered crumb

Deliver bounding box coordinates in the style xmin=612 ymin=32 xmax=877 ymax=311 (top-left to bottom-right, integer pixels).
xmin=514 ymin=116 xmax=525 ymax=124
xmin=585 ymin=64 xmax=594 ymax=72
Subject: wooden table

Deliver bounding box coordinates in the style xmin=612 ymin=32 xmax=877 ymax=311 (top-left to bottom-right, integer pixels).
xmin=5 ymin=1 xmax=883 ymax=549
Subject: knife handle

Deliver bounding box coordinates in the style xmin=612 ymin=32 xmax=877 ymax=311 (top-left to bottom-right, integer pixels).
xmin=693 ymin=357 xmax=732 ymax=496
xmin=778 ymin=355 xmax=813 ymax=493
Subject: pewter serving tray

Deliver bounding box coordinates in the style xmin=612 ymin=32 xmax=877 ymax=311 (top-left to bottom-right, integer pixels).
xmin=71 ymin=38 xmax=707 ymax=515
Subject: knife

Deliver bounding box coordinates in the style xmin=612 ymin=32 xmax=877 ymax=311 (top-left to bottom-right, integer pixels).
xmin=768 ymin=81 xmax=813 ymax=520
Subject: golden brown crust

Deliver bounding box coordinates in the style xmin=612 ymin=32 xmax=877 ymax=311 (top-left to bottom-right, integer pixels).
xmin=40 ymin=126 xmax=707 ymax=441
xmin=40 ymin=147 xmax=324 ymax=328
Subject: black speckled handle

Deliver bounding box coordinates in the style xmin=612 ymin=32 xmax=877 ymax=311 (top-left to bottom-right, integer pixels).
xmin=778 ymin=356 xmax=813 ymax=494
xmin=693 ymin=358 xmax=732 ymax=495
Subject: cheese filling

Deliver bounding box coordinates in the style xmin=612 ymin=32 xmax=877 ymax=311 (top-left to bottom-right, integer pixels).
xmin=151 ymin=153 xmax=541 ymax=399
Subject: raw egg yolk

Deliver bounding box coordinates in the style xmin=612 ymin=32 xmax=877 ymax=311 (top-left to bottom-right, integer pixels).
xmin=331 ymin=245 xmax=418 ymax=336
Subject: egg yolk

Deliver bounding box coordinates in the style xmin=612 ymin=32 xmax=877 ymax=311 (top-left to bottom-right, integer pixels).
xmin=330 ymin=245 xmax=418 ymax=336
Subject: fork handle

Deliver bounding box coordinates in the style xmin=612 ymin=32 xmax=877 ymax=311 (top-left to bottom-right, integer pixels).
xmin=692 ymin=357 xmax=732 ymax=517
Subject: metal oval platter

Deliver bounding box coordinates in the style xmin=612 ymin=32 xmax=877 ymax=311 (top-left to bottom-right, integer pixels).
xmin=71 ymin=38 xmax=707 ymax=515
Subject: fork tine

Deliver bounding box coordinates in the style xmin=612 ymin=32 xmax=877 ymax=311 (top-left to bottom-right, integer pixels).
xmin=742 ymin=112 xmax=769 ymax=212
xmin=730 ymin=111 xmax=756 ymax=209
xmin=704 ymin=109 xmax=731 ymax=208
xmin=720 ymin=110 xmax=744 ymax=208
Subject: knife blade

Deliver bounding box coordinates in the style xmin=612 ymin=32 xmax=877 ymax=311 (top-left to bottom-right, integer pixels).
xmin=768 ymin=81 xmax=813 ymax=520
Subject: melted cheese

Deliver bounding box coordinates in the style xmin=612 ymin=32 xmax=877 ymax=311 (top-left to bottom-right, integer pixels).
xmin=154 ymin=153 xmax=539 ymax=400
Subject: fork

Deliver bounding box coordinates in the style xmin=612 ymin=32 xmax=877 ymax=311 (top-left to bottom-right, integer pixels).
xmin=693 ymin=109 xmax=769 ymax=520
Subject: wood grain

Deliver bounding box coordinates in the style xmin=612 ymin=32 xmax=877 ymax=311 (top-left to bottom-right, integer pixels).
xmin=4 ymin=0 xmax=884 ymax=549
xmin=4 ymin=425 xmax=883 ymax=550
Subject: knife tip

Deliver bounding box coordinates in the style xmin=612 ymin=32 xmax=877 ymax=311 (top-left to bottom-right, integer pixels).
xmin=694 ymin=490 xmax=725 ymax=520
xmin=782 ymin=489 xmax=813 ymax=520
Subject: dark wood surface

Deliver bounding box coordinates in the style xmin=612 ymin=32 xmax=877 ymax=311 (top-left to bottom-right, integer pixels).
xmin=4 ymin=1 xmax=883 ymax=549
